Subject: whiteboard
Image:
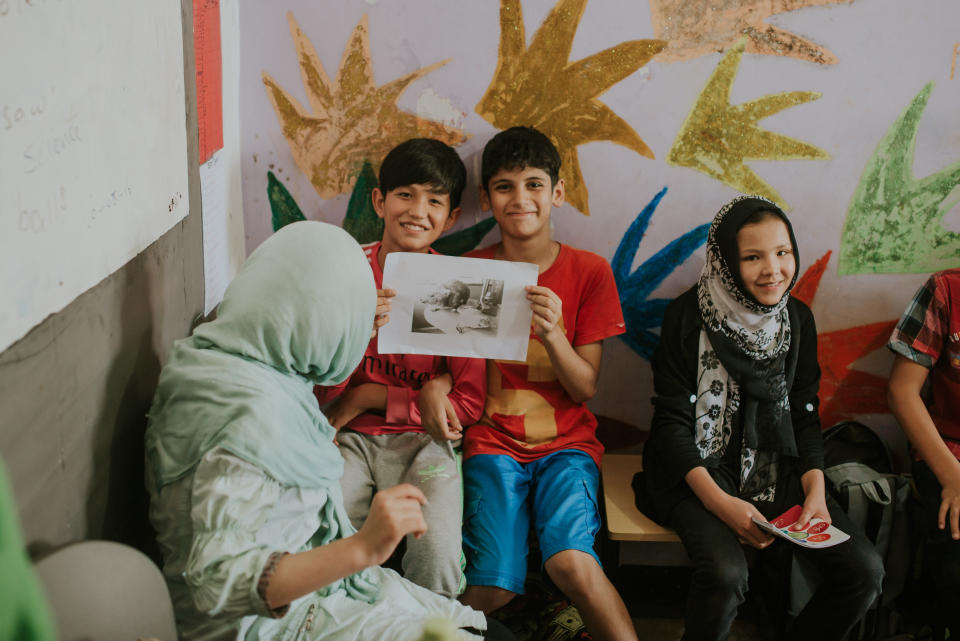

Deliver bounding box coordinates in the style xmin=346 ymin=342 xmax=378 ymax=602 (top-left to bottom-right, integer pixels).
xmin=0 ymin=0 xmax=189 ymax=353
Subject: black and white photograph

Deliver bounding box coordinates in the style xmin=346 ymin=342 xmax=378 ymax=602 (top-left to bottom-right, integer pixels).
xmin=379 ymin=253 xmax=537 ymax=361
xmin=412 ymin=278 xmax=503 ymax=337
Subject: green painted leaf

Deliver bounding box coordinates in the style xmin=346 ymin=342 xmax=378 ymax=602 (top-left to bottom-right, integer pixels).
xmin=839 ymin=82 xmax=960 ymax=274
xmin=432 ymin=217 xmax=497 ymax=256
xmin=267 ymin=171 xmax=306 ymax=232
xmin=342 ymin=162 xmax=384 ymax=244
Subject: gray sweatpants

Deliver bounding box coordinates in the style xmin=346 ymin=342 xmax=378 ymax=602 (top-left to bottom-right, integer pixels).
xmin=338 ymin=431 xmax=464 ymax=598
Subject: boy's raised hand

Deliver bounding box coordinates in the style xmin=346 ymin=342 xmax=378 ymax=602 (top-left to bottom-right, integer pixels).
xmin=526 ymin=285 xmax=563 ymax=340
xmin=373 ymin=288 xmax=397 ymax=335
xmin=355 ymin=484 xmax=428 ymax=566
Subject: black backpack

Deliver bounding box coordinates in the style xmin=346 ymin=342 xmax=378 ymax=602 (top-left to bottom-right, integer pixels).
xmin=822 ymin=421 xmax=914 ymax=640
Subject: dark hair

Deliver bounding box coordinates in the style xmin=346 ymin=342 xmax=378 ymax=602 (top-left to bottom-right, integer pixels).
xmin=378 ymin=138 xmax=467 ymax=210
xmin=480 ymin=126 xmax=561 ymax=191
xmin=740 ymin=208 xmax=783 ymax=228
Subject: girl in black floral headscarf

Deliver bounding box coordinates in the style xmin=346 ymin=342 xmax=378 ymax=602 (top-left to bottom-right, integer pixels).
xmin=637 ymin=196 xmax=882 ymax=641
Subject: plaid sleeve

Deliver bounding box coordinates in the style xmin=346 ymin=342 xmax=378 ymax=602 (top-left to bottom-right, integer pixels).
xmin=888 ymin=274 xmax=945 ymax=369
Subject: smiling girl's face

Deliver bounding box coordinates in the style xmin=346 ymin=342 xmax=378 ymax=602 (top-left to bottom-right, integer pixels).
xmin=736 ymin=215 xmax=796 ymax=306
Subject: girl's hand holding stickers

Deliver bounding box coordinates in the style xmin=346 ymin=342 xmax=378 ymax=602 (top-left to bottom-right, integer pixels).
xmin=792 ymin=490 xmax=832 ymax=532
xmin=755 ymin=505 xmax=850 ymax=547
xmin=712 ymin=494 xmax=774 ymax=549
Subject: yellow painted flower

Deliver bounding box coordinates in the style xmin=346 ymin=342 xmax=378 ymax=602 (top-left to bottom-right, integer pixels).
xmin=650 ymin=0 xmax=855 ymax=65
xmin=667 ymin=38 xmax=829 ymax=210
xmin=476 ymin=0 xmax=665 ymax=216
xmin=263 ymin=12 xmax=468 ymax=199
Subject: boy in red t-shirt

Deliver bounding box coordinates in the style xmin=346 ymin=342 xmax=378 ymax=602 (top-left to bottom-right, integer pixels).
xmin=316 ymin=139 xmax=486 ymax=598
xmin=888 ymin=268 xmax=960 ymax=634
xmin=459 ymin=126 xmax=635 ymax=641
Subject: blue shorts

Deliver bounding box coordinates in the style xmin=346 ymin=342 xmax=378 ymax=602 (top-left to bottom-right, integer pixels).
xmin=462 ymin=450 xmax=602 ymax=594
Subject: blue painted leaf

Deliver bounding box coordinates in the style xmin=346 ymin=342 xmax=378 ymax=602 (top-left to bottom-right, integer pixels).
xmin=612 ymin=187 xmax=710 ymax=360
xmin=621 ymin=225 xmax=711 ymax=300
xmin=619 ymin=328 xmax=661 ymax=362
xmin=611 ymin=187 xmax=666 ymax=286
xmin=621 ymin=297 xmax=671 ymax=327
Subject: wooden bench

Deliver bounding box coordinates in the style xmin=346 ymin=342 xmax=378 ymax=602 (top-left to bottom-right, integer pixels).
xmin=601 ymin=452 xmax=690 ymax=566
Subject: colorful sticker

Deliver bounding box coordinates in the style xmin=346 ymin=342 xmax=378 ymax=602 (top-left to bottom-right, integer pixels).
xmin=756 ymin=505 xmax=849 ymax=548
xmin=807 ymin=521 xmax=829 ymax=534
xmin=771 ymin=505 xmax=802 ymax=529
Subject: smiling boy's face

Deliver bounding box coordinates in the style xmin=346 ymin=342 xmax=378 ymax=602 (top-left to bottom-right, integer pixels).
xmin=373 ymin=183 xmax=459 ymax=254
xmin=480 ymin=166 xmax=564 ymax=243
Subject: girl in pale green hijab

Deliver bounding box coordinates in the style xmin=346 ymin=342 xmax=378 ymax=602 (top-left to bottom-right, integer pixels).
xmin=145 ymin=221 xmax=487 ymax=641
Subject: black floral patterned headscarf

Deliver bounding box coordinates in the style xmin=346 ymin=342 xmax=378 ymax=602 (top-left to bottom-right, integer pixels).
xmin=692 ymin=195 xmax=801 ymax=500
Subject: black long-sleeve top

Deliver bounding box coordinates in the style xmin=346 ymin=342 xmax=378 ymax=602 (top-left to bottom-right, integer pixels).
xmin=640 ymin=287 xmax=825 ymax=523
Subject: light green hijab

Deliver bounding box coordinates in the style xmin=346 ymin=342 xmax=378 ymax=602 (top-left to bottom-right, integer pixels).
xmin=145 ymin=221 xmax=375 ymax=491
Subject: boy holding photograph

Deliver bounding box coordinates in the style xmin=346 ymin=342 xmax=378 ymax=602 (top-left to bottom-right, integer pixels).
xmin=316 ymin=138 xmax=486 ymax=598
xmin=459 ymin=126 xmax=635 ymax=641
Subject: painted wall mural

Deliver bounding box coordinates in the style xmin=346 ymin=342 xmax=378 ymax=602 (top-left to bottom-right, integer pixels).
xmin=341 ymin=162 xmax=383 ymax=244
xmin=839 ymin=82 xmax=960 ymax=275
xmin=241 ymin=0 xmax=960 ymax=431
xmin=649 ymin=0 xmax=855 ymax=65
xmin=612 ymin=187 xmax=709 ymax=359
xmin=612 ymin=216 xmax=898 ymax=428
xmin=793 ymin=252 xmax=897 ymax=426
xmin=266 ymin=160 xmax=497 ymax=256
xmin=266 ymin=170 xmax=306 ymax=231
xmin=667 ymin=38 xmax=829 ymax=210
xmin=262 ymin=12 xmax=467 ymax=200
xmin=476 ymin=0 xmax=665 ymax=216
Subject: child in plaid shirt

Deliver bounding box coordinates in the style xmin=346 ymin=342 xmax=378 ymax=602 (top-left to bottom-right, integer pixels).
xmin=888 ymin=268 xmax=960 ymax=634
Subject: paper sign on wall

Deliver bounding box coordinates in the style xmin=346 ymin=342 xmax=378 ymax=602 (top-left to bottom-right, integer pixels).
xmin=0 ymin=0 xmax=189 ymax=354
